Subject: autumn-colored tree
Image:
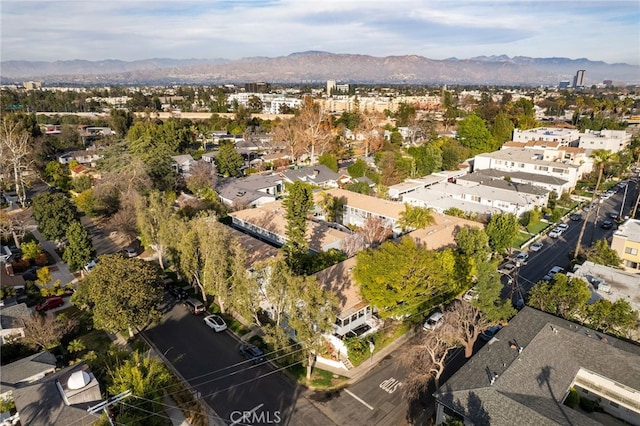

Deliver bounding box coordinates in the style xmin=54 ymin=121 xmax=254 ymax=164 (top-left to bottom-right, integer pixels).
xmin=296 ymin=96 xmax=333 ymax=164
xmin=22 ymin=314 xmax=78 ymax=350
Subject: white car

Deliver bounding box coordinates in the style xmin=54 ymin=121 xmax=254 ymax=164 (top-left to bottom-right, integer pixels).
xmin=557 ymin=223 xmax=569 ymax=231
xmin=515 ymin=252 xmax=529 ymax=263
xmin=423 ymin=311 xmax=444 ymax=331
xmin=204 ymin=314 xmax=227 ymax=332
xmin=548 ymin=228 xmax=562 ymax=238
xmin=530 ymin=242 xmax=543 ymax=252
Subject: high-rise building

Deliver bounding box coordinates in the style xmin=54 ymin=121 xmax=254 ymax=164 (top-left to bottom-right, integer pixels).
xmin=572 ymin=70 xmax=586 ymax=88
xmin=326 ymin=80 xmax=336 ymax=96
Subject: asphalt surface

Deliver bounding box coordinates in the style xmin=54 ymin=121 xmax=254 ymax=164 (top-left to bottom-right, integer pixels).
xmin=143 ymin=297 xmax=333 ymax=426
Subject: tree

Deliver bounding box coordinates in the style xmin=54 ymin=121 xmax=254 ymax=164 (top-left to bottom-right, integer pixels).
xmin=317 ymin=192 xmax=345 ymax=223
xmin=136 ymin=191 xmax=175 ymax=270
xmin=354 ymin=237 xmax=454 ymax=319
xmin=185 ymin=160 xmax=217 ymax=196
xmin=296 ymin=96 xmax=333 ymax=164
xmin=0 ymin=119 xmax=33 ymax=208
xmin=472 ymin=262 xmax=516 ymax=322
xmin=574 ymin=149 xmax=613 ymax=259
xmin=20 ymin=240 xmax=43 ymax=260
xmin=62 ymin=220 xmax=94 ymax=271
xmin=31 ymin=192 xmax=78 ymax=242
xmin=317 ymin=152 xmax=338 ymax=172
xmin=447 ymin=300 xmax=490 ymax=358
xmin=491 ymin=111 xmax=515 ymax=145
xmin=527 ymin=274 xmax=591 ymax=320
xmin=43 ymin=160 xmax=71 ymax=189
xmin=76 ymin=254 xmax=163 ymax=334
xmin=288 ymin=276 xmax=337 ymax=380
xmin=108 ymin=351 xmax=172 ymax=426
xmin=359 ymin=216 xmax=393 ymax=247
xmin=398 ymin=204 xmax=435 ymax=232
xmin=22 ymin=314 xmax=78 ymax=350
xmin=586 ymin=239 xmax=621 ymax=267
xmin=485 ymin=213 xmax=519 ymax=253
xmin=71 ymin=174 xmax=92 ymax=193
xmin=440 ymin=137 xmax=469 ymax=171
xmin=282 ymin=181 xmax=314 ymax=274
xmin=407 ymin=143 xmax=443 ymax=176
xmin=456 ymin=114 xmax=496 ymax=156
xmin=585 ymin=299 xmax=638 ymax=337
xmin=271 ymin=117 xmax=303 ymax=163
xmin=67 ymin=339 xmax=86 ymax=355
xmin=454 ymin=226 xmax=490 ymax=280
xmin=214 ymin=140 xmax=244 ymax=177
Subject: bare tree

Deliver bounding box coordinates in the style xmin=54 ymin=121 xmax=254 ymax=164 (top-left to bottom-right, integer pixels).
xmin=0 ymin=120 xmax=33 ymax=208
xmin=448 ymin=300 xmax=490 ymax=358
xmin=0 ymin=209 xmax=29 ymax=247
xmin=341 ymin=233 xmax=366 ymax=257
xmin=271 ymin=118 xmax=303 ymax=163
xmin=356 ymin=109 xmax=385 ymax=157
xmin=22 ymin=314 xmax=78 ymax=350
xmin=360 ymin=216 xmax=393 ymax=247
xmin=296 ymin=97 xmax=333 ymax=164
xmin=185 ymin=160 xmax=217 ymax=196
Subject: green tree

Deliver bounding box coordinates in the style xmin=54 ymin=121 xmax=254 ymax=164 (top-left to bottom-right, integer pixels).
xmin=108 ymin=351 xmax=172 ymax=426
xmin=317 ymin=192 xmax=345 ymax=223
xmin=317 ymin=152 xmax=339 ymax=172
xmin=71 ymin=174 xmax=92 ymax=193
xmin=282 ymin=182 xmax=314 ymax=274
xmin=67 ymin=338 xmax=86 ymax=354
xmin=289 ymin=276 xmax=337 ymax=380
xmin=31 ymin=191 xmax=78 ymax=241
xmin=485 ymin=213 xmax=519 ymax=253
xmin=20 ymin=240 xmax=43 ymax=260
xmin=43 ymin=160 xmax=70 ymax=189
xmin=109 ymin=108 xmax=134 ymax=138
xmin=454 ymin=226 xmax=490 ymax=279
xmin=440 ymin=137 xmax=469 ymax=170
xmin=491 ymin=111 xmax=515 ymax=145
xmin=74 ymin=189 xmax=97 ymax=217
xmin=354 ymin=237 xmax=454 ymax=319
xmin=472 ymin=262 xmax=516 ymax=322
xmin=587 ymin=239 xmax=621 ymax=267
xmin=347 ymin=158 xmax=368 ymax=178
xmin=528 ymin=274 xmax=591 ymax=320
xmin=456 ymin=114 xmax=496 ymax=156
xmin=62 ymin=220 xmax=94 ymax=271
xmin=398 ymin=204 xmax=435 ymax=232
xmin=407 ymin=143 xmax=443 ymax=176
xmin=585 ymin=299 xmax=638 ymax=337
xmin=136 ymin=191 xmax=175 ymax=270
xmin=76 ymin=254 xmax=163 ymax=334
xmin=214 ymin=140 xmax=244 ymax=177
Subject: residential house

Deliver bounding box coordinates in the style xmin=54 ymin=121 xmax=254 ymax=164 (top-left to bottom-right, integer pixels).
xmin=0 ymin=303 xmax=30 ymax=344
xmin=500 ymin=140 xmax=593 ymax=179
xmin=611 ymin=219 xmax=640 ymax=272
xmin=229 ymin=200 xmax=349 ymax=252
xmin=217 ymin=174 xmax=284 ymax=208
xmin=57 ymin=149 xmax=103 ymax=167
xmin=170 ymin=154 xmax=195 ymax=175
xmin=314 ymin=188 xmax=406 ymax=235
xmin=0 ymin=351 xmax=57 ymax=399
xmin=281 ymin=165 xmax=349 ymax=189
xmin=408 ymin=215 xmax=486 ymax=250
xmin=570 ymin=261 xmax=640 ymax=316
xmin=13 ymin=363 xmax=102 ymax=426
xmin=461 ymin=168 xmax=571 ymax=196
xmin=227 ymin=227 xmax=279 ymax=269
xmin=512 ymin=127 xmax=580 ymax=146
xmin=402 ymin=178 xmax=547 ymax=217
xmin=473 ymin=148 xmax=584 ymax=189
xmin=434 ymin=307 xmax=640 ymax=426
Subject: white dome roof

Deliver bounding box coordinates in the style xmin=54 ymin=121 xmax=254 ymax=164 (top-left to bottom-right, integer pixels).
xmin=67 ymin=370 xmax=91 ymax=390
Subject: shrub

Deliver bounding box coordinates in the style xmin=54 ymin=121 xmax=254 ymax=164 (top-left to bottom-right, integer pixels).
xmin=35 ymin=253 xmax=49 ymax=266
xmin=564 ymin=387 xmax=580 ymax=408
xmin=345 ymin=336 xmax=372 ymax=366
xmin=579 ymin=397 xmax=596 ymax=413
xmin=21 ymin=241 xmax=43 ymax=260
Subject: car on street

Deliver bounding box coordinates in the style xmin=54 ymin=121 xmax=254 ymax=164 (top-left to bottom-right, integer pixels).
xmin=167 ymin=284 xmax=188 ymax=300
xmin=462 ymin=287 xmax=479 ymax=302
xmin=557 ymin=223 xmax=569 ymax=232
xmin=515 ymin=252 xmax=529 ymax=263
xmin=121 ymin=247 xmax=137 ymax=258
xmin=542 ymin=266 xmax=565 ymax=281
xmin=240 ymin=343 xmax=266 ymax=364
xmin=480 ymin=324 xmax=503 ymax=341
xmin=601 ymin=220 xmax=614 ymax=230
xmin=423 ymin=311 xmax=444 ymax=331
xmin=184 ymin=298 xmax=206 ymax=315
xmin=498 ymin=262 xmax=517 ymax=275
xmin=84 ymin=259 xmax=97 ymax=272
xmin=35 ymin=296 xmax=64 ymax=312
xmin=570 ymin=213 xmax=582 ymax=221
xmin=583 ymin=203 xmax=596 ymax=212
xmin=530 ymin=242 xmax=544 ymax=252
xmin=548 ymin=228 xmax=563 ymax=238
xmin=609 ymin=213 xmax=622 ymax=221
xmin=203 ymin=314 xmax=227 ymax=332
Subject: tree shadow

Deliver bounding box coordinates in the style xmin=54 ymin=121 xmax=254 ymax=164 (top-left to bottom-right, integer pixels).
xmin=536 ymin=365 xmax=574 ymax=426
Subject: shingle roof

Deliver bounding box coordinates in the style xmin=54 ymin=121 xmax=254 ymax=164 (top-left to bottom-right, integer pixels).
xmin=0 ymin=351 xmax=57 ymax=394
xmin=434 ymin=307 xmax=640 ymax=425
xmin=462 ymin=168 xmax=569 ymax=187
xmin=282 ymin=165 xmax=341 ymax=185
xmin=0 ymin=302 xmax=31 ymax=329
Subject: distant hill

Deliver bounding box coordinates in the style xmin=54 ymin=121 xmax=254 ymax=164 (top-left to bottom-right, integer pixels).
xmin=1 ymin=52 xmax=638 ymax=86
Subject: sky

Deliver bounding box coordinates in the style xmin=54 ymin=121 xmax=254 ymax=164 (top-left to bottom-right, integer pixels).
xmin=1 ymin=0 xmax=639 ymax=65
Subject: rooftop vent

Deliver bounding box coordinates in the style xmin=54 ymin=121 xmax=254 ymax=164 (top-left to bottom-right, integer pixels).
xmin=67 ymin=370 xmax=91 ymax=390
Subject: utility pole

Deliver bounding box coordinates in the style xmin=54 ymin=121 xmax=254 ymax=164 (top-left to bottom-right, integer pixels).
xmin=87 ymin=390 xmax=131 ymax=426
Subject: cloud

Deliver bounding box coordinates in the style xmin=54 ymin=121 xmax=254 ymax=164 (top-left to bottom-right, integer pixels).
xmin=1 ymin=0 xmax=638 ymax=64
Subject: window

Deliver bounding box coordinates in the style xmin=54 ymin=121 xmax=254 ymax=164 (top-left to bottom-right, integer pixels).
xmin=519 ymin=163 xmax=525 ymax=168
xmin=552 ymin=168 xmax=564 ymax=174
xmin=471 ymin=195 xmax=481 ymax=203
xmin=624 ymin=247 xmax=638 ymax=255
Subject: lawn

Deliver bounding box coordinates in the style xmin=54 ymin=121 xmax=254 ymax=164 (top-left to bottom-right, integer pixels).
xmin=287 ymin=364 xmax=349 ymax=389
xmin=513 ymin=231 xmax=533 ymax=249
xmin=525 ymin=221 xmax=550 ymax=235
xmin=79 ymin=329 xmax=113 ymax=355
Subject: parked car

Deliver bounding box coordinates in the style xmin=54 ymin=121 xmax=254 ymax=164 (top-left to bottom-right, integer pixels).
xmin=167 ymin=284 xmax=188 ymax=300
xmin=548 ymin=228 xmax=563 ymax=238
xmin=22 ymin=266 xmax=41 ymax=281
xmin=423 ymin=311 xmax=444 ymax=331
xmin=557 ymin=223 xmax=569 ymax=231
xmin=609 ymin=213 xmax=622 ymax=221
xmin=570 ymin=213 xmax=582 ymax=221
xmin=542 ymin=266 xmax=565 ymax=281
xmin=515 ymin=252 xmax=529 ymax=264
xmin=184 ymin=298 xmax=206 ymax=315
xmin=601 ymin=220 xmax=614 ymax=230
xmin=480 ymin=324 xmax=503 ymax=341
xmin=35 ymin=296 xmax=64 ymax=312
xmin=121 ymin=247 xmax=137 ymax=258
xmin=462 ymin=287 xmax=479 ymax=302
xmin=203 ymin=314 xmax=227 ymax=332
xmin=582 ymin=203 xmax=596 ymax=212
xmin=498 ymin=262 xmax=517 ymax=275
xmin=83 ymin=259 xmax=97 ymax=272
xmin=240 ymin=343 xmax=266 ymax=364
xmin=530 ymin=242 xmax=544 ymax=252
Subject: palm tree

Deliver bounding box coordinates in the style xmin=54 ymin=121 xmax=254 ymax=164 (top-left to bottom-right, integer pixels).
xmin=398 ymin=204 xmax=436 ymax=232
xmin=574 ymin=149 xmax=613 ymax=259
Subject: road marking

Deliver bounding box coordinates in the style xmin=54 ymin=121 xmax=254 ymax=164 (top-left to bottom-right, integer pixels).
xmin=344 ymin=389 xmax=374 ymax=410
xmin=230 ymin=403 xmax=264 ymax=426
xmin=379 ymin=377 xmax=402 ymax=394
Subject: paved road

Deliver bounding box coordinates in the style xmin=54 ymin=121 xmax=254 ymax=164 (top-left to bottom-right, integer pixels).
xmin=143 ymin=297 xmax=334 ymax=426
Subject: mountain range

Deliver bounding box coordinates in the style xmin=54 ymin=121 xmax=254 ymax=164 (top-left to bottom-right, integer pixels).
xmin=1 ymin=52 xmax=638 ymax=86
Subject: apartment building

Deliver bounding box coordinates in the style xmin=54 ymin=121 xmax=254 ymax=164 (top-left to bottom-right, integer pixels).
xmin=578 ymin=129 xmax=632 ymax=153
xmin=611 ymin=219 xmax=640 ymax=272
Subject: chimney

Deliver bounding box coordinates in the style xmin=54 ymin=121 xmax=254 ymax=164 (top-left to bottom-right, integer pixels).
xmin=313 ymin=169 xmax=320 ymax=177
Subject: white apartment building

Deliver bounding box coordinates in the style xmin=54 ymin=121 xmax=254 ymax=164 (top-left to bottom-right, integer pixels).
xmin=578 ymin=129 xmax=631 ymax=153
xmin=512 ymin=127 xmax=580 ymax=146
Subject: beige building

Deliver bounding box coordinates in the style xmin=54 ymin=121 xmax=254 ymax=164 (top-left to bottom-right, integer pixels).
xmin=611 ymin=219 xmax=640 ymax=272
